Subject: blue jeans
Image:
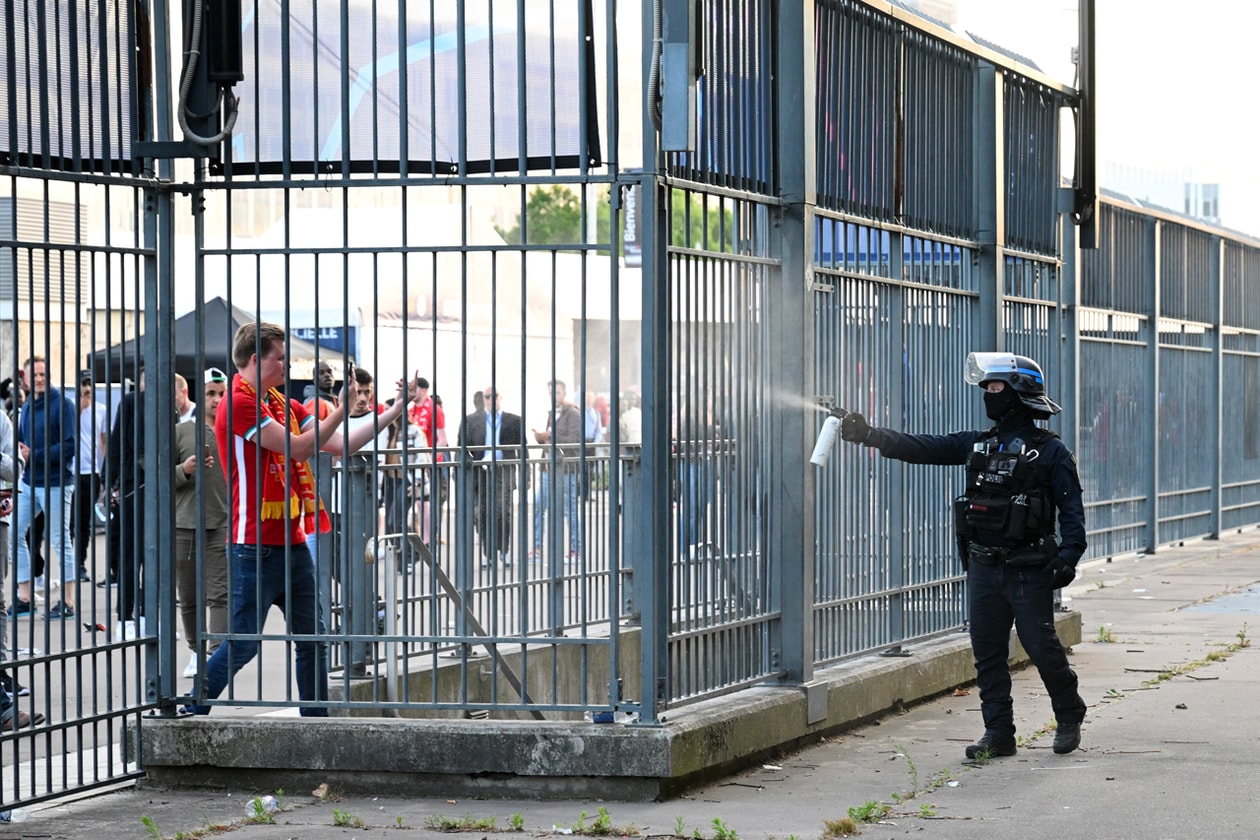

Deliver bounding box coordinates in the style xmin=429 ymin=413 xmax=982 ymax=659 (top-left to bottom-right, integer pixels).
xmin=967 ymin=559 xmax=1085 ymax=738
xmin=678 ymin=461 xmax=713 ymax=553
xmin=14 ymin=484 xmax=74 ymax=587
xmin=532 ymin=469 xmax=582 ymax=554
xmin=189 ymin=542 xmax=328 ymax=716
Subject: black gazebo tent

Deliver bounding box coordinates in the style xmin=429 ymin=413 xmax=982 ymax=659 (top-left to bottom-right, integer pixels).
xmin=86 ymin=297 xmax=341 ymax=384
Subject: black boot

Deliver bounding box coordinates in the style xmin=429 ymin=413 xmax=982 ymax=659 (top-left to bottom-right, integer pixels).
xmin=1052 ymin=721 xmax=1081 ymax=754
xmin=965 ymin=732 xmax=1017 ymax=759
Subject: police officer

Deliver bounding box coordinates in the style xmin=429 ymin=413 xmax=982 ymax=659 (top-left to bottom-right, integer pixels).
xmin=838 ymin=352 xmax=1087 ymax=758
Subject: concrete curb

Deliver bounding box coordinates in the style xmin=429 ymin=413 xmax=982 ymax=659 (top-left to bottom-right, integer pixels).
xmin=136 ymin=610 xmax=1079 ymax=799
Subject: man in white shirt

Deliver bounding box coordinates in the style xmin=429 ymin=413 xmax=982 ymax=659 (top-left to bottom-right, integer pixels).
xmin=72 ymin=373 xmax=108 ymax=583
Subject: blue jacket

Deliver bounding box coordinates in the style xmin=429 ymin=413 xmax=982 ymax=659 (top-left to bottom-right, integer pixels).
xmin=18 ymin=387 xmax=77 ymax=488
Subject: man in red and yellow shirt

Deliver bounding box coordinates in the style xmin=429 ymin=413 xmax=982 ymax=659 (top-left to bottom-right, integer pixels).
xmin=186 ymin=322 xmax=419 ymax=717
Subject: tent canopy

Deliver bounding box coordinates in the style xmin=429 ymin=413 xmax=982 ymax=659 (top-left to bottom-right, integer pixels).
xmin=86 ymin=297 xmax=351 ymax=385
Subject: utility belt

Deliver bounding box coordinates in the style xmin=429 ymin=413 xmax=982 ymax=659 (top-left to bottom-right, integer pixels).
xmin=967 ymin=538 xmax=1056 ymax=568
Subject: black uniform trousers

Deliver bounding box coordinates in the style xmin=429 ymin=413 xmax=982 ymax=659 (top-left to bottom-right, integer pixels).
xmin=968 ymin=557 xmax=1086 ymax=738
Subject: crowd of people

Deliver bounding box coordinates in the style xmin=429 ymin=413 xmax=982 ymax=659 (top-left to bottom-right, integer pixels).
xmin=0 ymin=324 xmax=647 ymax=720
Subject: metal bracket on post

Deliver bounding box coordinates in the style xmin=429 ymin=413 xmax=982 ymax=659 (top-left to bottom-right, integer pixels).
xmin=133 ymin=140 xmax=216 ymax=160
xmin=660 ymin=0 xmax=701 ymax=152
xmin=620 ymin=453 xmax=641 ymax=624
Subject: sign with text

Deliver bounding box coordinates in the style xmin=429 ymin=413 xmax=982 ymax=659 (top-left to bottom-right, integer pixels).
xmin=292 ymin=326 xmax=358 ymax=357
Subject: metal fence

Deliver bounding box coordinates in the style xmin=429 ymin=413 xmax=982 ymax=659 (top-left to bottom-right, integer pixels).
xmin=4 ymin=0 xmax=1260 ymax=812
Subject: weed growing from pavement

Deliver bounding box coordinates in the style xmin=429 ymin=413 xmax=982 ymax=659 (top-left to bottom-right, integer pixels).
xmin=709 ymin=817 xmax=738 ymax=840
xmin=246 ymin=797 xmax=276 ymax=825
xmin=822 ymin=817 xmax=861 ymax=837
xmin=574 ymin=808 xmax=616 ymax=835
xmin=847 ymin=801 xmax=891 ymax=823
xmin=917 ymin=803 xmax=937 ymax=818
xmin=333 ymin=809 xmax=365 ymax=828
xmin=1139 ymin=627 xmax=1254 ymax=688
xmin=887 ymin=745 xmax=952 ymax=805
xmin=1096 ymin=625 xmax=1115 ymax=643
xmin=424 ymin=813 xmax=498 ymax=831
xmin=890 ymin=743 xmax=919 ymax=803
xmin=143 ymin=811 xmax=265 ymax=840
xmin=511 ymin=812 xmax=525 ymax=831
xmin=1016 ymin=720 xmax=1057 ymax=748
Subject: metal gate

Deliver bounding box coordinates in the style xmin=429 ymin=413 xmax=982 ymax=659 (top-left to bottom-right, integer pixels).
xmin=1 ymin=0 xmax=157 ymax=809
xmin=7 ymin=0 xmax=1260 ymax=812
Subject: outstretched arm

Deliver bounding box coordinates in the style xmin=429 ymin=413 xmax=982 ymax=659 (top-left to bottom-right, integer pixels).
xmin=838 ymin=410 xmax=977 ymax=466
xmin=320 ymin=375 xmax=420 ymax=457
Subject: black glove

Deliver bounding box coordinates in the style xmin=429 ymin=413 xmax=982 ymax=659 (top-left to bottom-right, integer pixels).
xmin=1046 ymin=557 xmax=1076 ymax=589
xmin=839 ymin=412 xmax=871 ymax=444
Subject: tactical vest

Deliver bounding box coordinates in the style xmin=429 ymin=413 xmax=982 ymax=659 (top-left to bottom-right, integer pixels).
xmin=955 ymin=428 xmax=1058 ymax=548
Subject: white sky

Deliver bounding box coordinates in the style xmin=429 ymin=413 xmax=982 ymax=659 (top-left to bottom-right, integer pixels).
xmin=957 ymin=0 xmax=1260 ymax=236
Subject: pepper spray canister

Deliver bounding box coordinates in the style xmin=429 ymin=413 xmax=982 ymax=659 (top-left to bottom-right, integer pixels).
xmin=810 ymin=408 xmax=848 ymax=468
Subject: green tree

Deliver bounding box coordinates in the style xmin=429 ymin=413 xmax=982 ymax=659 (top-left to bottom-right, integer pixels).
xmin=494 ymin=184 xmax=583 ymax=247
xmin=595 ymin=187 xmax=736 ymax=255
xmin=496 ymin=184 xmax=736 ymax=255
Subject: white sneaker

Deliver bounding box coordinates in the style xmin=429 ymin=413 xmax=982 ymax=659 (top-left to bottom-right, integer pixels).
xmin=182 ymin=654 xmax=198 ymax=678
xmin=113 ymin=620 xmax=138 ymax=642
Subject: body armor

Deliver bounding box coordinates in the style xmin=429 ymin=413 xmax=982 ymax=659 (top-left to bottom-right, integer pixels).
xmin=954 ymin=428 xmax=1058 ymax=566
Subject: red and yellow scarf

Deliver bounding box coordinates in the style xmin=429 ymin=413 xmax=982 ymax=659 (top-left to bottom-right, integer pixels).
xmin=239 ymin=378 xmax=331 ymax=535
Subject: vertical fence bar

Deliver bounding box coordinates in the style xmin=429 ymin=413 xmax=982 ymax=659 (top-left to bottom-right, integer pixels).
xmin=1145 ymin=217 xmax=1160 ymax=552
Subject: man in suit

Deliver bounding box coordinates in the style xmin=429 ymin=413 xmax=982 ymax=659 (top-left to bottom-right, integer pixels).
xmin=459 ymin=386 xmax=522 ymax=565
xmin=107 ymin=365 xmax=146 ymax=639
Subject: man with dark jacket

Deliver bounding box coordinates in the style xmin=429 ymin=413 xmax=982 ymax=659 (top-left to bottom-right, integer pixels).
xmin=107 ymin=366 xmax=146 ymax=638
xmin=12 ymin=357 xmax=79 ymax=619
xmin=458 ymin=386 xmax=523 ymax=566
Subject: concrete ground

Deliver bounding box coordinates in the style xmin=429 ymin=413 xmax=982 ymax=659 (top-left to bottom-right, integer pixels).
xmin=7 ymin=529 xmax=1260 ymax=839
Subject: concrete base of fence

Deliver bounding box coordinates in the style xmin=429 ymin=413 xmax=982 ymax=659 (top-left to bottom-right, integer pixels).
xmin=135 ymin=610 xmax=1079 ymax=800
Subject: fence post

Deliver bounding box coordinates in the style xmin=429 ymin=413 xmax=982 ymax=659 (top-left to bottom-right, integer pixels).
xmin=767 ymin=0 xmax=816 ymax=683
xmin=342 ymin=453 xmax=375 ymax=676
xmin=1145 ymin=217 xmax=1161 ymax=553
xmin=1209 ymin=235 xmax=1223 ymax=539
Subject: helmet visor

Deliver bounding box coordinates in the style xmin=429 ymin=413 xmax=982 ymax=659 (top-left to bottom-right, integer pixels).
xmin=965 ymin=352 xmax=1021 ymax=386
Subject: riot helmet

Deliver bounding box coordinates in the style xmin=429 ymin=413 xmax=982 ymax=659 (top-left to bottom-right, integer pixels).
xmin=965 ymin=352 xmax=1061 ymax=418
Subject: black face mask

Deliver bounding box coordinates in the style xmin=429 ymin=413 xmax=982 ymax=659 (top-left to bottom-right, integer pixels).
xmin=984 ymin=388 xmax=1024 ymax=422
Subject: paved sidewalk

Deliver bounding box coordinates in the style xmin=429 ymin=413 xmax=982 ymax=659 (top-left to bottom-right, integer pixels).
xmin=10 ymin=532 xmax=1260 ymax=839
